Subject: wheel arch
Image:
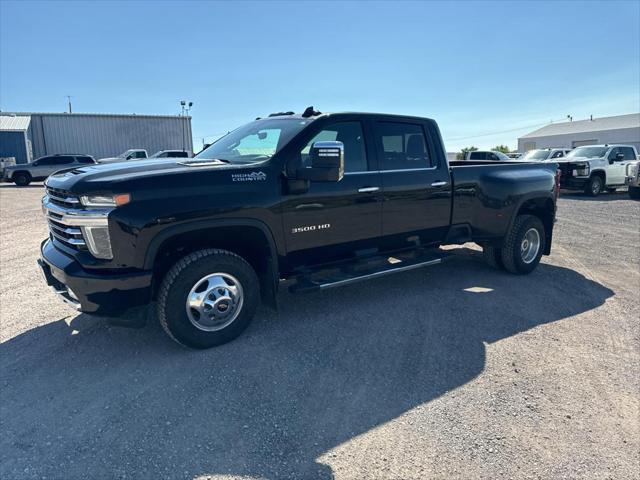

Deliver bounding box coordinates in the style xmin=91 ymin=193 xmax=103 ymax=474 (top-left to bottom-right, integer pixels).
xmin=507 ymin=193 xmax=556 ymax=255
xmin=145 ymin=219 xmax=279 ymax=309
xmin=591 ymin=169 xmax=606 ymax=183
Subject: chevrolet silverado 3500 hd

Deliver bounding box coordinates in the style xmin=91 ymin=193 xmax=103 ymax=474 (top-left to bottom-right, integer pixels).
xmin=38 ymin=109 xmax=560 ymax=348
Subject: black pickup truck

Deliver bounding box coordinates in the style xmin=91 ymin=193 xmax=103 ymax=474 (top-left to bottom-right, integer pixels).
xmin=39 ymin=109 xmax=560 ymax=348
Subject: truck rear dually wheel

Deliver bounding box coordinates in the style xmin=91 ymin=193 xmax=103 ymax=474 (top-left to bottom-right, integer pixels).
xmin=500 ymin=214 xmax=545 ymax=275
xmin=157 ymin=249 xmax=259 ymax=349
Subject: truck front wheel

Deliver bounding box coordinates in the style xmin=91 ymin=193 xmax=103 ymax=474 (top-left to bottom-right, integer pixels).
xmin=157 ymin=249 xmax=260 ymax=349
xmin=584 ymin=175 xmax=603 ymax=196
xmin=500 ymin=215 xmax=545 ymax=275
xmin=13 ymin=172 xmax=31 ymax=186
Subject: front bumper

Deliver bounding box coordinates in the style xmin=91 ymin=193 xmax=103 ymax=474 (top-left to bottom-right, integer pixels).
xmin=39 ymin=239 xmax=153 ymax=315
xmin=559 ymin=177 xmax=588 ymax=189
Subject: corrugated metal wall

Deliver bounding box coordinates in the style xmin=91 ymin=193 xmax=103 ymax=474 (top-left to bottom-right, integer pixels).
xmin=27 ymin=113 xmax=193 ymax=160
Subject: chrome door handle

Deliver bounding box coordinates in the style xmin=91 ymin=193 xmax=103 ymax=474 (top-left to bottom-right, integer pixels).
xmin=358 ymin=187 xmax=380 ymax=193
xmin=430 ymin=181 xmax=448 ymax=187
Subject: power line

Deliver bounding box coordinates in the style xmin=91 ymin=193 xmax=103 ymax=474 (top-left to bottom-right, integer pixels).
xmin=447 ymin=117 xmax=567 ymax=142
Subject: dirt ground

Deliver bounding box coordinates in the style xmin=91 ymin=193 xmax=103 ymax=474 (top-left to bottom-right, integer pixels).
xmin=1 ymin=183 xmax=638 ymax=479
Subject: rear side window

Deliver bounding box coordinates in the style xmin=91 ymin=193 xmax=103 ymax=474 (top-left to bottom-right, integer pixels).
xmin=375 ymin=122 xmax=432 ymax=170
xmin=469 ymin=152 xmax=486 ymax=160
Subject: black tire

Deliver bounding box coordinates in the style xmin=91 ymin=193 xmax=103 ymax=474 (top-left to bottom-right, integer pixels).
xmin=501 ymin=214 xmax=545 ymax=275
xmin=629 ymin=186 xmax=640 ymax=200
xmin=584 ymin=175 xmax=603 ymax=196
xmin=483 ymin=245 xmax=504 ymax=270
xmin=157 ymin=249 xmax=260 ymax=349
xmin=13 ymin=172 xmax=31 ymax=186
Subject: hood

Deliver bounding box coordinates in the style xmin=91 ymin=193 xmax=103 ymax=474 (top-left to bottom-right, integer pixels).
xmin=555 ymin=156 xmax=598 ymax=163
xmin=44 ymin=158 xmax=269 ymax=194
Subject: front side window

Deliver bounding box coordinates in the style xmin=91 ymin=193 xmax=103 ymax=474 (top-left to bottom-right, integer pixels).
xmin=551 ymin=150 xmax=564 ymax=159
xmin=197 ymin=118 xmax=311 ymax=165
xmin=36 ymin=157 xmax=55 ymax=166
xmin=376 ymin=122 xmax=432 ymax=170
xmin=77 ymin=156 xmax=94 ymax=164
xmin=53 ymin=156 xmax=74 ymax=165
xmin=301 ymin=121 xmax=367 ymax=172
xmin=621 ymin=147 xmax=636 ymax=160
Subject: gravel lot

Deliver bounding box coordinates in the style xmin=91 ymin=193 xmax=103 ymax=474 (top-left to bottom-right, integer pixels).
xmin=1 ymin=183 xmax=638 ymax=480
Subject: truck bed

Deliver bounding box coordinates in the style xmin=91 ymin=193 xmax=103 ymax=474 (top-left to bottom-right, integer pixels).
xmin=448 ymin=160 xmax=558 ymax=243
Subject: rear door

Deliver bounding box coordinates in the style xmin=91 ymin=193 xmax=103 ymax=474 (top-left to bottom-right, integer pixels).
xmin=373 ymin=119 xmax=452 ymax=245
xmin=282 ymin=118 xmax=382 ymax=257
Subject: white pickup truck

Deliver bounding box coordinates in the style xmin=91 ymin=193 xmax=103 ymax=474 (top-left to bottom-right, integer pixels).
xmin=97 ymin=149 xmax=148 ymax=164
xmin=556 ymin=144 xmax=639 ymax=196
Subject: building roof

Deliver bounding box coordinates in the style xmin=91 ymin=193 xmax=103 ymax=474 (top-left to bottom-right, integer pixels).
xmin=1 ymin=111 xmax=188 ymax=120
xmin=0 ymin=115 xmax=31 ymax=131
xmin=520 ymin=113 xmax=640 ymax=139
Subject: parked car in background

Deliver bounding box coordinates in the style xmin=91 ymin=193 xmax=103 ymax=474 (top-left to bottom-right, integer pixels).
xmin=149 ymin=150 xmax=191 ymax=159
xmin=3 ymin=154 xmax=96 ymax=186
xmin=556 ymin=144 xmax=639 ymax=196
xmin=464 ymin=150 xmax=511 ymax=161
xmin=98 ymin=149 xmax=148 ymax=163
xmin=626 ymin=162 xmax=640 ymax=199
xmin=520 ymin=148 xmax=572 ymax=162
xmin=506 ymin=152 xmax=522 ymax=159
xmin=38 ymin=109 xmax=560 ymax=349
xmin=0 ymin=157 xmax=16 ymax=178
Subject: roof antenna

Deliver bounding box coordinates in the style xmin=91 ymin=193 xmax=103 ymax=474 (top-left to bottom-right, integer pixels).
xmin=302 ymin=106 xmax=321 ymax=118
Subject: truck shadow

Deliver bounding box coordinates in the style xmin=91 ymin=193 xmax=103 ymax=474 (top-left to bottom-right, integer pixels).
xmin=0 ymin=249 xmax=614 ymax=479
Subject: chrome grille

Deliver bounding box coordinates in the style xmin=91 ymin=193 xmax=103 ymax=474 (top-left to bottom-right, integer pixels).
xmin=43 ymin=189 xmax=87 ymax=250
xmin=45 ymin=186 xmax=82 ymax=209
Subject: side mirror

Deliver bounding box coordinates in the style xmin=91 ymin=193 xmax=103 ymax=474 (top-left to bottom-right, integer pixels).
xmin=296 ymin=141 xmax=344 ymax=182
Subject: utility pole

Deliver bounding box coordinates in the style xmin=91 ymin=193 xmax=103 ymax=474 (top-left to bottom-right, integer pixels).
xmin=66 ymin=95 xmax=73 ymax=114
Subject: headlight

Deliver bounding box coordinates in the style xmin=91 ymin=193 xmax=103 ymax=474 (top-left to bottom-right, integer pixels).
xmin=573 ymin=163 xmax=590 ymax=176
xmin=80 ymin=193 xmax=130 ymax=207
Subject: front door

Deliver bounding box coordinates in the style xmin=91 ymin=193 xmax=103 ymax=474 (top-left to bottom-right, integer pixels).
xmin=373 ymin=119 xmax=452 ymax=244
xmin=608 ymin=147 xmax=636 ymax=185
xmin=281 ymin=120 xmax=382 ymax=264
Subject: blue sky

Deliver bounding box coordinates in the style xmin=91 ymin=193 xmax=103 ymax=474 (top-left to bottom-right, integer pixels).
xmin=1 ymin=0 xmax=638 ymax=151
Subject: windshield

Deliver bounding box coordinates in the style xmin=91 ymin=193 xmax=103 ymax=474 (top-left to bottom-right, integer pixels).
xmin=495 ymin=151 xmax=511 ymax=160
xmin=566 ymin=146 xmax=608 ymax=158
xmin=521 ymin=150 xmax=551 ymax=161
xmin=116 ymin=150 xmax=132 ymax=158
xmin=149 ymin=151 xmax=165 ymax=158
xmin=195 ymin=118 xmax=312 ymax=164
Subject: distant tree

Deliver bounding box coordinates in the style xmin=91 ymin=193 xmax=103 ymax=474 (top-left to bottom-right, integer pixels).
xmin=457 ymin=146 xmax=478 ymax=160
xmin=493 ymin=145 xmax=511 ymax=154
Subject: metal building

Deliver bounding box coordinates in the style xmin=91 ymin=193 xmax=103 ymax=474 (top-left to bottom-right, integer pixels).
xmin=0 ymin=112 xmax=193 ymax=164
xmin=518 ymin=113 xmax=640 ymax=152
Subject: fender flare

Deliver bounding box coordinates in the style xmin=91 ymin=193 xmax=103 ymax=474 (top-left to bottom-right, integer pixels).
xmin=505 ymin=192 xmax=556 ymax=253
xmin=143 ymin=218 xmax=279 ymax=271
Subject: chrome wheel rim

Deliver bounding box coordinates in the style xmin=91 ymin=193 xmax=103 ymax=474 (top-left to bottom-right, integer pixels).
xmin=520 ymin=228 xmax=541 ymax=264
xmin=186 ymin=273 xmax=243 ymax=331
